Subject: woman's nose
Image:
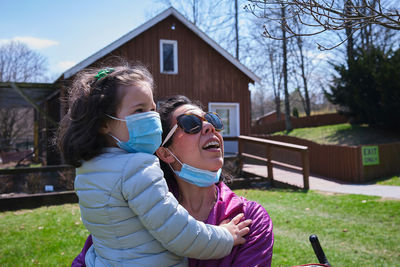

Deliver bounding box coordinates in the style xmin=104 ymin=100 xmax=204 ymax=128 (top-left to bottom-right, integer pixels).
xmin=202 ymin=121 xmax=216 ymax=134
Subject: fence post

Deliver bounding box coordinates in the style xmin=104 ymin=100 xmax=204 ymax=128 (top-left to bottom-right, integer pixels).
xmin=266 ymin=144 xmax=274 ymax=181
xmin=238 ymin=137 xmax=244 ymax=171
xmin=238 ymin=137 xmax=243 ymax=156
xmin=302 ymin=149 xmax=310 ymax=190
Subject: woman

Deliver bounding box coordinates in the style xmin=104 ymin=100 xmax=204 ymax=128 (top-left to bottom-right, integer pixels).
xmin=156 ymin=95 xmax=273 ymax=266
xmin=72 ymin=95 xmax=274 ymax=266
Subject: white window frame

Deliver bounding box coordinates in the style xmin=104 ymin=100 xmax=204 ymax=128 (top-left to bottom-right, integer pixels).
xmin=160 ymin=39 xmax=178 ymax=74
xmin=208 ymin=102 xmax=240 ymax=137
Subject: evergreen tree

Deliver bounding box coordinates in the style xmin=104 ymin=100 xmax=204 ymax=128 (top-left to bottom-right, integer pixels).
xmin=325 ymin=47 xmax=400 ymax=130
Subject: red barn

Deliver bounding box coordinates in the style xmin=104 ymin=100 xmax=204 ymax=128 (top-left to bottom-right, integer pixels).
xmin=55 ymin=7 xmax=259 ymax=158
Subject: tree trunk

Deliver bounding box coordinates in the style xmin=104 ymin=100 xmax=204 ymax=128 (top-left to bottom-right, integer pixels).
xmin=192 ymin=0 xmax=198 ymax=25
xmin=297 ymin=36 xmax=311 ymax=116
xmin=234 ymin=0 xmax=239 ymax=59
xmin=344 ymin=1 xmax=354 ymax=63
xmin=281 ymin=5 xmax=292 ymax=132
xmin=269 ymin=52 xmax=281 ymax=120
xmin=275 ymin=96 xmax=281 ymax=120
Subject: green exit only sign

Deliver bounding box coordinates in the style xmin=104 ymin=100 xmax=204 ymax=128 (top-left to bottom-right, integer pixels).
xmin=362 ymin=146 xmax=380 ymax=166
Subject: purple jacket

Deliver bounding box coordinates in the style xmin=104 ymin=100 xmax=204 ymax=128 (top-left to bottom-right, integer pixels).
xmin=72 ymin=182 xmax=273 ymax=266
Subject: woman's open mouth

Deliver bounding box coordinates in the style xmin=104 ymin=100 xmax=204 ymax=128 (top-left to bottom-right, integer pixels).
xmin=202 ymin=140 xmax=221 ymax=151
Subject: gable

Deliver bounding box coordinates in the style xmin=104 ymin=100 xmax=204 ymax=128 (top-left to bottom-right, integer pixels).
xmin=62 ymin=8 xmax=260 ymax=83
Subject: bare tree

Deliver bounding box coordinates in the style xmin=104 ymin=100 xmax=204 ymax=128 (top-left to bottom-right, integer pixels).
xmin=269 ymin=48 xmax=283 ymax=120
xmin=0 ymin=108 xmax=33 ymax=152
xmin=281 ymin=4 xmax=292 ymax=131
xmin=0 ymin=41 xmax=47 ymax=82
xmin=157 ymin=0 xmax=247 ymax=60
xmin=290 ymin=17 xmax=314 ymax=116
xmin=0 ymin=41 xmax=48 ymax=152
xmin=245 ymin=0 xmax=400 ymax=50
xmin=243 ymin=13 xmax=284 ymax=120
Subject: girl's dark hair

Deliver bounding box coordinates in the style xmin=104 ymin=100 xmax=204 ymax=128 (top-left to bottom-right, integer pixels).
xmin=56 ymin=63 xmax=153 ymax=167
xmin=157 ymin=95 xmax=231 ymax=194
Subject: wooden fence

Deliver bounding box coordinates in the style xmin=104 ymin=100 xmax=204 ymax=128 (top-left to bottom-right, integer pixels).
xmin=225 ymin=136 xmax=310 ymax=189
xmin=251 ymin=134 xmax=400 ymax=183
xmin=252 ymin=113 xmax=348 ymax=134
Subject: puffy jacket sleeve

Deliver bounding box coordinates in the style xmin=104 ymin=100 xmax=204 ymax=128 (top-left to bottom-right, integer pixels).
xmin=231 ymin=201 xmax=273 ymax=266
xmin=121 ymin=154 xmax=234 ymax=259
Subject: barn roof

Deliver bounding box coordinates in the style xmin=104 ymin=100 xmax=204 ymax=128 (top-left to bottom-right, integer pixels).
xmin=0 ymin=82 xmax=56 ymax=108
xmin=62 ymin=7 xmax=260 ymax=83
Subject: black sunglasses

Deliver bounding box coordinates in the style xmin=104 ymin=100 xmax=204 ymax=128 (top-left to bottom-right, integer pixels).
xmin=161 ymin=112 xmax=224 ymax=146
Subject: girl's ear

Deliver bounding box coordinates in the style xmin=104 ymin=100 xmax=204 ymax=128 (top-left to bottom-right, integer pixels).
xmin=99 ymin=123 xmax=110 ymax=134
xmin=99 ymin=118 xmax=116 ymax=135
xmin=156 ymin=147 xmax=175 ymax=164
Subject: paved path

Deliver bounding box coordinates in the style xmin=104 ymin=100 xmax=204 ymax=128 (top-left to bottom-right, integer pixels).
xmin=243 ymin=164 xmax=400 ymax=199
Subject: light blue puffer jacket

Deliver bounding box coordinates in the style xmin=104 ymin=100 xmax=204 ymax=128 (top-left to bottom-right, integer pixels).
xmin=75 ymin=148 xmax=233 ymax=266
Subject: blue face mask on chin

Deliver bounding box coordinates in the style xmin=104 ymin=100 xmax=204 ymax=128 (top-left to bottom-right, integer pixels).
xmin=107 ymin=111 xmax=162 ymax=154
xmin=165 ymin=148 xmax=222 ymax=187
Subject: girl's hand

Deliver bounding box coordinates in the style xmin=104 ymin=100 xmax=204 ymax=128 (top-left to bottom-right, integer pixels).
xmin=219 ymin=213 xmax=252 ymax=246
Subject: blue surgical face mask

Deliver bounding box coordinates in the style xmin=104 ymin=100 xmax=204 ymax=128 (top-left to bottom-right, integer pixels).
xmin=107 ymin=111 xmax=162 ymax=154
xmin=165 ymin=148 xmax=221 ymax=187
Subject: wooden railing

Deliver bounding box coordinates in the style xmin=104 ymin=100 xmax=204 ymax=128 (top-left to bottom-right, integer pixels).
xmin=224 ymin=135 xmax=310 ymax=189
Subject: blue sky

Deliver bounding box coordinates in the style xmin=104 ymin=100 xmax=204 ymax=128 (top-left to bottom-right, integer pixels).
xmin=1 ymin=0 xmax=166 ymax=81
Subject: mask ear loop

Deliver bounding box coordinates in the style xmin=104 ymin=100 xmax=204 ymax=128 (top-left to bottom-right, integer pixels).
xmin=164 ymin=148 xmax=183 ymax=165
xmin=164 ymin=147 xmax=185 ymax=173
xmin=104 ymin=114 xmax=125 ymax=146
xmin=106 ymin=114 xmax=126 ymax=121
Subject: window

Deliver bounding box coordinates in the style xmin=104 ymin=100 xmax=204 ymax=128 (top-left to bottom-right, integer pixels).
xmin=209 ymin=102 xmax=240 ymax=155
xmin=160 ymin=40 xmax=178 ymax=74
xmin=209 ymin=103 xmax=240 ymax=137
xmin=216 ymin=108 xmax=231 ymax=135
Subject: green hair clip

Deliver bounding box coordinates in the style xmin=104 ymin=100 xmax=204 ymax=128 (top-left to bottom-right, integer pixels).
xmin=95 ymin=68 xmax=115 ymax=81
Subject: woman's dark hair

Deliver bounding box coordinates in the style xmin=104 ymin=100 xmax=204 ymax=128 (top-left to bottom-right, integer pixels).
xmin=157 ymin=95 xmax=231 ymax=194
xmin=56 ymin=63 xmax=153 ymax=167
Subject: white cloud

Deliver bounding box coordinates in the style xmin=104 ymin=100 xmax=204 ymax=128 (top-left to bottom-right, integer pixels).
xmin=0 ymin=36 xmax=59 ymax=49
xmin=57 ymin=60 xmax=76 ymax=71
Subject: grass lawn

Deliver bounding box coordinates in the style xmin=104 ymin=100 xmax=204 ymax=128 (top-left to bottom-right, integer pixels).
xmin=1 ymin=189 xmax=399 ymax=266
xmin=373 ymin=175 xmax=400 ymax=186
xmin=272 ymin=123 xmax=400 ymax=146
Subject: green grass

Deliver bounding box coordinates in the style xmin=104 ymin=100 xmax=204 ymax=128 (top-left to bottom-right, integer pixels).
xmin=0 ymin=204 xmax=88 ymax=266
xmin=1 ymin=190 xmax=399 ymax=266
xmin=273 ymin=123 xmax=400 ymax=146
xmin=373 ymin=175 xmax=400 ymax=186
xmin=236 ymin=189 xmax=400 ymax=267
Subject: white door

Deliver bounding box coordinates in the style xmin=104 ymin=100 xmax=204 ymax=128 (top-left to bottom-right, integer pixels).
xmin=208 ymin=103 xmax=240 ymax=155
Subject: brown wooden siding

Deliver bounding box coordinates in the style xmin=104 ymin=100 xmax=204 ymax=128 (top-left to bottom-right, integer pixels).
xmin=363 ymin=142 xmax=400 ymax=180
xmin=75 ymin=15 xmax=252 ymax=135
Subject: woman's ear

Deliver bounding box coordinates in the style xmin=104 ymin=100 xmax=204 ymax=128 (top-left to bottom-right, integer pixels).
xmin=156 ymin=147 xmax=175 ymax=164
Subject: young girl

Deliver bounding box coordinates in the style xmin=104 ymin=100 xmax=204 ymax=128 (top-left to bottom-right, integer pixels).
xmin=57 ymin=63 xmax=251 ymax=266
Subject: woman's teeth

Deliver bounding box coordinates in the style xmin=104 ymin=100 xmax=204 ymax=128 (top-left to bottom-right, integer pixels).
xmin=203 ymin=141 xmax=220 ymax=149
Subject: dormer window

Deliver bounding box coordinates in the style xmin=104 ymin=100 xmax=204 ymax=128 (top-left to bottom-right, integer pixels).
xmin=160 ymin=39 xmax=178 ymax=74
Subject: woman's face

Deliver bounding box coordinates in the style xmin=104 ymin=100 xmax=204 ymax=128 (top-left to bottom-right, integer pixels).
xmin=167 ymin=104 xmax=224 ymax=172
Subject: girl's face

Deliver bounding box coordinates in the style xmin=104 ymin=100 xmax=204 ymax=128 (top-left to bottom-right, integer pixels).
xmin=167 ymin=104 xmax=224 ymax=172
xmin=105 ymin=84 xmax=156 ymax=143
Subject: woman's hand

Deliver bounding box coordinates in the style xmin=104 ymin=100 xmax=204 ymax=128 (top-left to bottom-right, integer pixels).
xmin=219 ymin=213 xmax=252 ymax=246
